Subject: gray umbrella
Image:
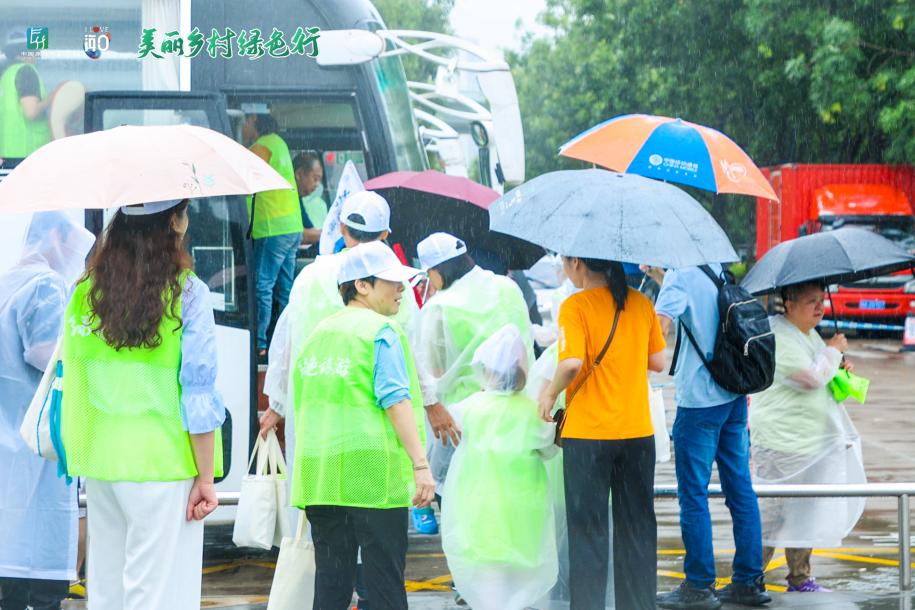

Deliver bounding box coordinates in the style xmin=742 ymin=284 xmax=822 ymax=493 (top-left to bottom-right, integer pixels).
xmin=741 ymin=228 xmax=915 ymax=296
xmin=488 ymin=169 xmax=737 ymax=268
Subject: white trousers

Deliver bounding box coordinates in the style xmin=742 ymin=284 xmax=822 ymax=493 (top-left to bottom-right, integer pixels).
xmin=86 ymin=478 xmax=203 ymax=610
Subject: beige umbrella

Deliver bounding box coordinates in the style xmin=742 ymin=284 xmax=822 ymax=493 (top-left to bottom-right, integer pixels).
xmin=0 ymin=124 xmax=291 ymax=213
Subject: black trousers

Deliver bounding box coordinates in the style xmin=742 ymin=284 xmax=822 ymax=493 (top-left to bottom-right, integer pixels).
xmin=305 ymin=505 xmax=408 ymax=610
xmin=563 ymin=436 xmax=657 ymax=610
xmin=0 ymin=578 xmax=68 ymax=610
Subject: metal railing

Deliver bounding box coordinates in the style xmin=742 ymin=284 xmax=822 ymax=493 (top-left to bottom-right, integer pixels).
xmin=655 ymin=483 xmax=915 ymax=591
xmin=78 ymin=482 xmax=915 ymax=591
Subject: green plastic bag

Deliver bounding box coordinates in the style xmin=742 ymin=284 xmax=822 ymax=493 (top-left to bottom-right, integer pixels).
xmin=828 ymin=369 xmax=870 ymax=404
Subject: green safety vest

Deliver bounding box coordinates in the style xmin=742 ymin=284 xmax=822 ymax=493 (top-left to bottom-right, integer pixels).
xmin=290 ymin=307 xmax=424 ymax=509
xmin=0 ymin=63 xmax=51 ymax=158
xmin=247 ymin=133 xmax=303 ymax=239
xmin=61 ymin=272 xmax=223 ymax=482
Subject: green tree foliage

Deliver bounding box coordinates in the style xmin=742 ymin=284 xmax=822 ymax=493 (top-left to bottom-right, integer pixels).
xmin=510 ymin=0 xmax=915 ymax=253
xmin=372 ymin=0 xmax=456 ymax=81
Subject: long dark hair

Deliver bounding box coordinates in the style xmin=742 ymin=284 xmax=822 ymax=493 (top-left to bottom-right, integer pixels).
xmin=580 ymin=257 xmax=629 ymax=310
xmin=433 ymin=253 xmax=475 ymax=290
xmin=85 ymin=200 xmax=192 ymax=350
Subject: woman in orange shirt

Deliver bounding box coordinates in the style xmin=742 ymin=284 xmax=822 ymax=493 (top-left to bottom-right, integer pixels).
xmin=539 ymin=256 xmax=666 ymax=610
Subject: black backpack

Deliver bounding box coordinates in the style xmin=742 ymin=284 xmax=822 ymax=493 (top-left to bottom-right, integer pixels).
xmin=669 ymin=265 xmax=775 ymax=395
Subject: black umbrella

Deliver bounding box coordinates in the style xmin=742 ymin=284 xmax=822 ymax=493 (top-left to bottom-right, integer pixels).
xmin=740 ymin=228 xmax=915 ymax=330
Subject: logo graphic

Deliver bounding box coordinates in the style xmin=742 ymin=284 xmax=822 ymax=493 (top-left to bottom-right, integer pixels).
xmin=26 ymin=27 xmax=49 ymax=50
xmin=84 ymin=25 xmax=111 ymax=59
xmin=719 ymin=159 xmax=748 ymax=183
xmin=648 ymin=154 xmax=663 ymax=166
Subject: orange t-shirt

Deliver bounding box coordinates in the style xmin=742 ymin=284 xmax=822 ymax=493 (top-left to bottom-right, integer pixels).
xmin=558 ymin=287 xmax=666 ymax=440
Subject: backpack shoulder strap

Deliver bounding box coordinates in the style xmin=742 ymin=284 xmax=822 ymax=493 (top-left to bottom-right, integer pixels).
xmin=566 ymin=307 xmax=622 ymax=406
xmin=699 ymin=264 xmax=725 ymax=288
xmin=668 ymin=319 xmax=711 ymax=376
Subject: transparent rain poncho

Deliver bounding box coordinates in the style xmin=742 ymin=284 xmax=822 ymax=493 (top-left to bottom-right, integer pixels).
xmin=420 ymin=265 xmax=534 ymax=495
xmin=417 ymin=265 xmax=534 ymax=407
xmin=749 ymin=315 xmax=866 ymax=548
xmin=441 ymin=325 xmax=558 ymax=610
xmin=0 ymin=211 xmax=94 ymax=580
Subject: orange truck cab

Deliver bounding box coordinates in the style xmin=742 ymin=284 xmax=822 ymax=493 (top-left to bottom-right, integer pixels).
xmin=756 ymin=164 xmax=915 ymax=323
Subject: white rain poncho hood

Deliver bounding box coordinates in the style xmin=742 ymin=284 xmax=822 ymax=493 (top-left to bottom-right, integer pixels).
xmin=441 ymin=328 xmax=557 ymax=610
xmin=749 ymin=315 xmax=866 ymax=548
xmin=0 ymin=210 xmax=94 ymax=581
xmin=471 ymin=324 xmax=529 ymax=393
xmin=417 ymin=265 xmax=533 ymax=406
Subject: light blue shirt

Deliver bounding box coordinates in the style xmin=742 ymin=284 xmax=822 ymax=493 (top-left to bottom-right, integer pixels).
xmin=373 ymin=326 xmax=411 ymax=409
xmin=654 ymin=264 xmax=739 ymax=408
xmin=180 ymin=276 xmax=228 ymax=433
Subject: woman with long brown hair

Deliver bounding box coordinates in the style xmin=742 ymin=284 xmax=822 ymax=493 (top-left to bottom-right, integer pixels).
xmin=60 ymin=199 xmax=225 ymax=610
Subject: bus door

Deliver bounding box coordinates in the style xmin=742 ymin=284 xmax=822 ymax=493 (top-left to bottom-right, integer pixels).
xmin=84 ymin=91 xmax=256 ymax=523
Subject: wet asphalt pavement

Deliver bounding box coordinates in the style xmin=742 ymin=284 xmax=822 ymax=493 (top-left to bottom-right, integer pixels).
xmin=63 ymin=338 xmax=915 ymax=609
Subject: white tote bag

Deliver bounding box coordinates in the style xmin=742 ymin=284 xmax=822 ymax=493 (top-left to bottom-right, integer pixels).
xmin=233 ymin=430 xmax=289 ymax=549
xmin=267 ymin=511 xmax=316 ymax=610
xmin=19 ymin=341 xmax=62 ymax=461
xmin=649 ymin=384 xmax=671 ymax=463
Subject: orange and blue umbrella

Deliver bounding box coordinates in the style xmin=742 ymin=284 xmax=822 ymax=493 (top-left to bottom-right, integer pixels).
xmin=559 ymin=114 xmax=778 ymax=200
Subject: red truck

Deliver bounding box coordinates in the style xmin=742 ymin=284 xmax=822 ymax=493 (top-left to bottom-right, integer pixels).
xmin=756 ymin=164 xmax=915 ymax=323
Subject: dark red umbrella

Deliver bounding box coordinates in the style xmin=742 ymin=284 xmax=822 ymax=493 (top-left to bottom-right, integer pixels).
xmin=364 ymin=170 xmax=543 ymax=270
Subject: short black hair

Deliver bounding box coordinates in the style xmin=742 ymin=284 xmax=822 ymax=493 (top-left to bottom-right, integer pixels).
xmin=343 ymin=214 xmax=385 ymax=243
xmin=339 ymin=276 xmax=376 ymax=305
xmin=781 ymin=281 xmax=825 ymax=303
xmin=251 ymin=113 xmax=277 ymax=136
xmin=432 ymin=253 xmax=475 ymax=290
xmin=293 ymin=152 xmax=321 ymax=174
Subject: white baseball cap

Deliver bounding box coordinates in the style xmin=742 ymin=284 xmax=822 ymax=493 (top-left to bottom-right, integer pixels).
xmin=341 ymin=191 xmax=391 ymax=233
xmin=120 ymin=199 xmax=185 ymax=216
xmin=337 ymin=241 xmax=421 ymax=285
xmin=417 ymin=232 xmax=468 ymax=270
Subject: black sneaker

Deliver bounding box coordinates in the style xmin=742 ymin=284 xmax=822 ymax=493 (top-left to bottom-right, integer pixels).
xmin=716 ymin=576 xmax=772 ymax=606
xmin=657 ymin=581 xmax=722 ymax=610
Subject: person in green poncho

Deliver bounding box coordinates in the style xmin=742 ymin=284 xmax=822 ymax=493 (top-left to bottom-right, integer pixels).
xmin=749 ymin=281 xmax=866 ymax=593
xmin=441 ymin=324 xmax=557 ymax=610
xmin=289 ymin=241 xmax=434 ymax=609
xmin=416 ymin=232 xmax=534 ymax=500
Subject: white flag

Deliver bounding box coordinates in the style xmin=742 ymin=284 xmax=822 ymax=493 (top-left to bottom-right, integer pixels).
xmin=319 ymin=161 xmax=365 ymax=255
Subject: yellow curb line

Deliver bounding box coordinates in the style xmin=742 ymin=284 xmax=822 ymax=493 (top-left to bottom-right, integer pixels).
xmin=659 ymin=546 xmax=915 ymax=556
xmin=764 ymin=556 xmax=788 ymax=573
xmin=405 ymin=579 xmax=452 ymax=592
xmin=811 ymin=550 xmax=911 ymax=567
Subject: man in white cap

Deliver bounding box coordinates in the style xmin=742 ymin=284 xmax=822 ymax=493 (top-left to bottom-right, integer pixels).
xmin=260 ymin=191 xmax=458 ymax=521
xmin=289 ymin=241 xmax=434 ymax=609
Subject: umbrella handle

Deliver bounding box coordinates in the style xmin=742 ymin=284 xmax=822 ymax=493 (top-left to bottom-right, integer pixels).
xmin=826 ymin=284 xmax=839 ymax=334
